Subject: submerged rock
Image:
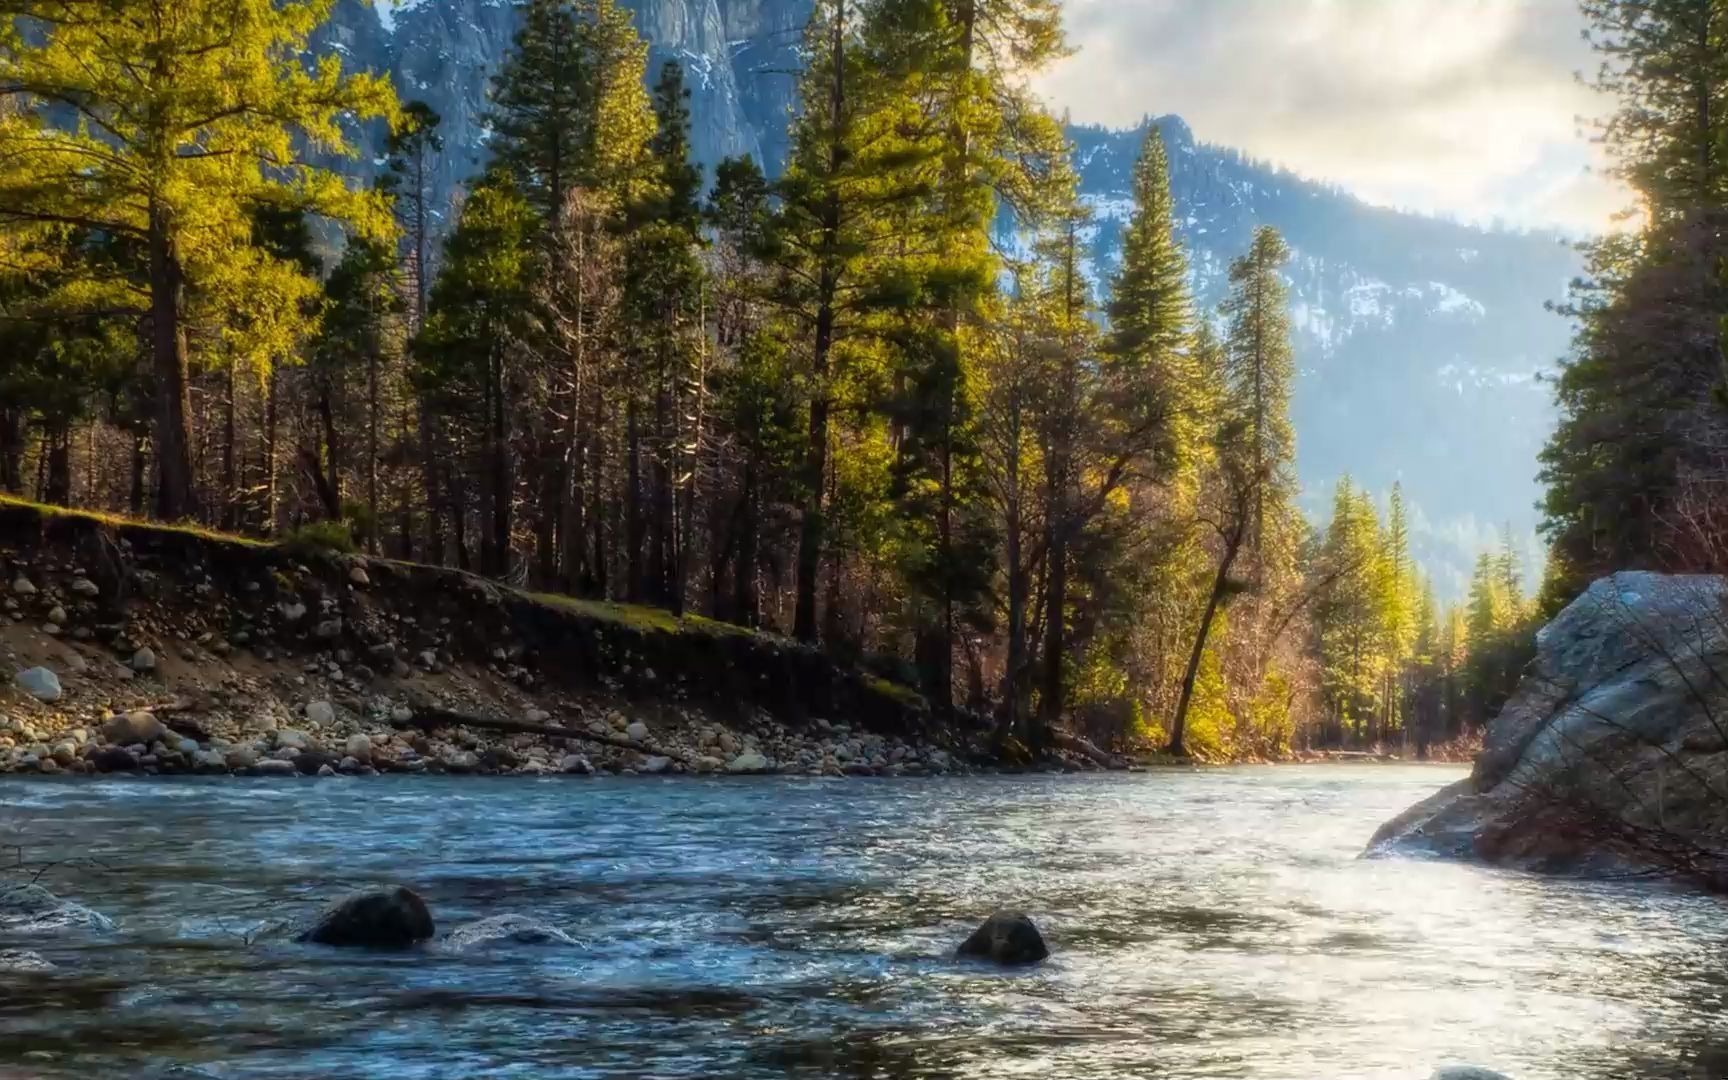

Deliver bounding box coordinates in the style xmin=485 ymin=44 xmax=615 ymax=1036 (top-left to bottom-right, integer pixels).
xmin=298 ymin=886 xmax=434 ymax=949
xmin=1432 ymin=1069 xmax=1513 ymax=1080
xmin=727 ymin=750 xmax=770 ymax=774
xmin=0 ymin=883 xmax=115 ymax=933
xmin=0 ymin=949 xmax=55 ymax=972
xmin=956 ymin=911 xmax=1048 ymax=965
xmin=442 ymin=914 xmax=578 ymax=951
xmin=1371 ymin=572 xmax=1728 ymax=886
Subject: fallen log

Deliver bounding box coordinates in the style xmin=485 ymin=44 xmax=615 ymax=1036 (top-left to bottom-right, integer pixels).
xmin=1052 ymin=730 xmax=1128 ymax=770
xmin=392 ymin=704 xmax=694 ymax=766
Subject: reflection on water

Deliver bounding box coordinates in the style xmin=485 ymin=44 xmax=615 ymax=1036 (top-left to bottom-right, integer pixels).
xmin=0 ymin=767 xmax=1724 ymax=1079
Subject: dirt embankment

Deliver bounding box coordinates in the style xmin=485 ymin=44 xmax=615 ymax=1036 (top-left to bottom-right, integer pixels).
xmin=0 ymin=498 xmax=1005 ymax=779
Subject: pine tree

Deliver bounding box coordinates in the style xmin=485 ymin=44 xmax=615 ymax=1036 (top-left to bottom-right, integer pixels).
xmin=311 ymin=237 xmax=406 ymax=549
xmin=416 ymin=171 xmax=538 ymax=576
xmin=622 ymin=60 xmax=707 ymax=610
xmin=775 ymin=0 xmax=918 ymax=643
xmin=1539 ymin=1 xmax=1728 ymax=581
xmin=0 ymin=0 xmax=397 ymax=518
xmin=385 ymin=102 xmax=444 ymax=333
xmin=1221 ymin=225 xmax=1298 ymax=570
xmin=1105 ymin=127 xmax=1196 ymax=472
xmin=489 ymin=0 xmax=580 ymax=212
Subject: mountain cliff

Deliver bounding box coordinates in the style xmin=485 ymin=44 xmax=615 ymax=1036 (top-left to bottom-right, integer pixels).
xmin=317 ymin=0 xmax=1579 ymax=594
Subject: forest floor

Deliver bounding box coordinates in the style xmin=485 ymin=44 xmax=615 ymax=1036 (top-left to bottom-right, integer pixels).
xmin=0 ymin=496 xmax=1124 ymax=781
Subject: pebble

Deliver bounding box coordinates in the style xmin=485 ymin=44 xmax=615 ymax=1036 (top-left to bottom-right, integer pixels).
xmin=9 ymin=577 xmax=36 ymax=596
xmin=129 ymin=647 xmax=156 ymax=672
xmin=305 ymin=701 xmax=336 ymax=726
xmin=69 ymin=577 xmax=99 ymax=597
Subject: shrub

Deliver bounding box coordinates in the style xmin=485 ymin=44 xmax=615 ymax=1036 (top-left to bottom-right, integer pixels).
xmin=280 ymin=519 xmax=357 ymax=556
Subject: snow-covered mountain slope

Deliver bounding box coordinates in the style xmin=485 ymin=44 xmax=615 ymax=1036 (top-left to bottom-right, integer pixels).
xmin=1069 ymin=118 xmax=1578 ymax=593
xmin=314 ymin=0 xmax=1578 ymax=595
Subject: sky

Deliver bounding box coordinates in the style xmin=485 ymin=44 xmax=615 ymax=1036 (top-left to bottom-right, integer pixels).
xmin=1035 ymin=0 xmax=1628 ymax=235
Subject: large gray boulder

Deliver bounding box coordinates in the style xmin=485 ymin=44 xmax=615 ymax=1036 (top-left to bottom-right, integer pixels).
xmin=1370 ymin=572 xmax=1728 ymax=884
xmin=102 ymin=710 xmax=166 ymax=746
xmin=956 ymin=911 xmax=1048 ymax=965
xmin=297 ymin=886 xmax=434 ymax=949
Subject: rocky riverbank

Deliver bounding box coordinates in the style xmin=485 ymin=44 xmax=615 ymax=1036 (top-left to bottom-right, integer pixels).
xmin=1368 ymin=571 xmax=1728 ymax=890
xmin=0 ymin=499 xmax=1114 ymax=780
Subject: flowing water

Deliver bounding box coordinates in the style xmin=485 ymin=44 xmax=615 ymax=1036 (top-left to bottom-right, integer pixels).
xmin=0 ymin=767 xmax=1724 ymax=1079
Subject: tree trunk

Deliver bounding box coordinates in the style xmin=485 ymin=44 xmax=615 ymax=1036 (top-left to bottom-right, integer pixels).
xmin=1169 ymin=522 xmax=1246 ymax=757
xmin=1003 ymin=389 xmax=1027 ymax=737
xmin=43 ymin=422 xmax=70 ymax=506
xmin=626 ymin=400 xmax=644 ymax=601
xmin=794 ymin=1 xmax=846 ymax=644
xmin=487 ymin=342 xmax=513 ymax=578
xmin=366 ymin=345 xmax=380 ymax=555
xmin=0 ymin=410 xmax=22 ymax=494
xmin=148 ymin=206 xmax=196 ymax=521
xmin=418 ymin=403 xmax=444 ymax=563
xmin=1039 ymin=506 xmax=1067 ymax=742
xmin=221 ymin=358 xmax=238 ymax=530
xmin=129 ymin=432 xmax=147 ymax=516
xmin=262 ymin=369 xmax=279 ymax=534
xmin=733 ymin=463 xmax=759 ymax=627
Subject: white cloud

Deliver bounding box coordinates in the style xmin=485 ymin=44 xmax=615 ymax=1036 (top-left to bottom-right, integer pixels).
xmin=1035 ymin=0 xmax=1629 ymax=234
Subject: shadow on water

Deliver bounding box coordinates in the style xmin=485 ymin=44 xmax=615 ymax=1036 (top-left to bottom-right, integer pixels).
xmin=1 ymin=769 xmax=1726 ymax=1079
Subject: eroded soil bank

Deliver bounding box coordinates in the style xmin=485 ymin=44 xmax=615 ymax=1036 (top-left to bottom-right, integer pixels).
xmin=0 ymin=499 xmax=1041 ymax=780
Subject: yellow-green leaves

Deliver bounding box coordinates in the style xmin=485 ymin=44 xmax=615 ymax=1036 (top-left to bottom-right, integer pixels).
xmin=0 ymin=0 xmax=400 ymax=348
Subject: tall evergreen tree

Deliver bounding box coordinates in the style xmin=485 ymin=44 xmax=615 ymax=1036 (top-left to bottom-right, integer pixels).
xmin=0 ymin=0 xmax=398 ymax=518
xmin=1221 ymin=225 xmax=1298 ymax=570
xmin=416 ymin=172 xmax=537 ymax=576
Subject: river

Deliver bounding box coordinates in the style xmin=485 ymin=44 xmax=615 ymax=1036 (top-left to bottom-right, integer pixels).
xmin=0 ymin=766 xmax=1723 ymax=1079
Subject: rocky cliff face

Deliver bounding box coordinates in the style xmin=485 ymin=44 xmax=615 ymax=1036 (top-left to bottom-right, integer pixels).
xmin=315 ymin=0 xmax=813 ymax=224
xmin=312 ymin=3 xmax=1576 ymax=594
xmin=1368 ymin=572 xmax=1728 ymax=891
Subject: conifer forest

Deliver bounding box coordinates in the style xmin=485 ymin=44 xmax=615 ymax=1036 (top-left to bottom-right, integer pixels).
xmin=1 ymin=0 xmax=1722 ymax=761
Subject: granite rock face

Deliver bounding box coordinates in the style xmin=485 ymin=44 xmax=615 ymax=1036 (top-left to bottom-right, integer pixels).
xmin=1370 ymin=572 xmax=1728 ymax=886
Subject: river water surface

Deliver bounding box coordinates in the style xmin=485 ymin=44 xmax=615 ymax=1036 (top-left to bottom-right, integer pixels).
xmin=0 ymin=766 xmax=1724 ymax=1079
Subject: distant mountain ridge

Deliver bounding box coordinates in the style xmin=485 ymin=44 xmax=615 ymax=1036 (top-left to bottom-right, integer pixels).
xmin=318 ymin=0 xmax=1580 ymax=596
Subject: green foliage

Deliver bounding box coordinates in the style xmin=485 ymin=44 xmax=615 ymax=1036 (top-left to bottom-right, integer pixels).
xmin=281 ymin=519 xmax=359 ymax=556
xmin=1539 ymin=1 xmax=1728 ymax=579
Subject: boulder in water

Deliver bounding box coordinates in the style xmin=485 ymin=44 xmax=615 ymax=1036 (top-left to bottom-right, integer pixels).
xmin=956 ymin=911 xmax=1048 ymax=965
xmin=1432 ymin=1069 xmax=1513 ymax=1080
xmin=442 ymin=914 xmax=578 ymax=952
xmin=1370 ymin=572 xmax=1728 ymax=886
xmin=297 ymin=886 xmax=434 ymax=949
xmin=0 ymin=883 xmax=115 ymax=933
